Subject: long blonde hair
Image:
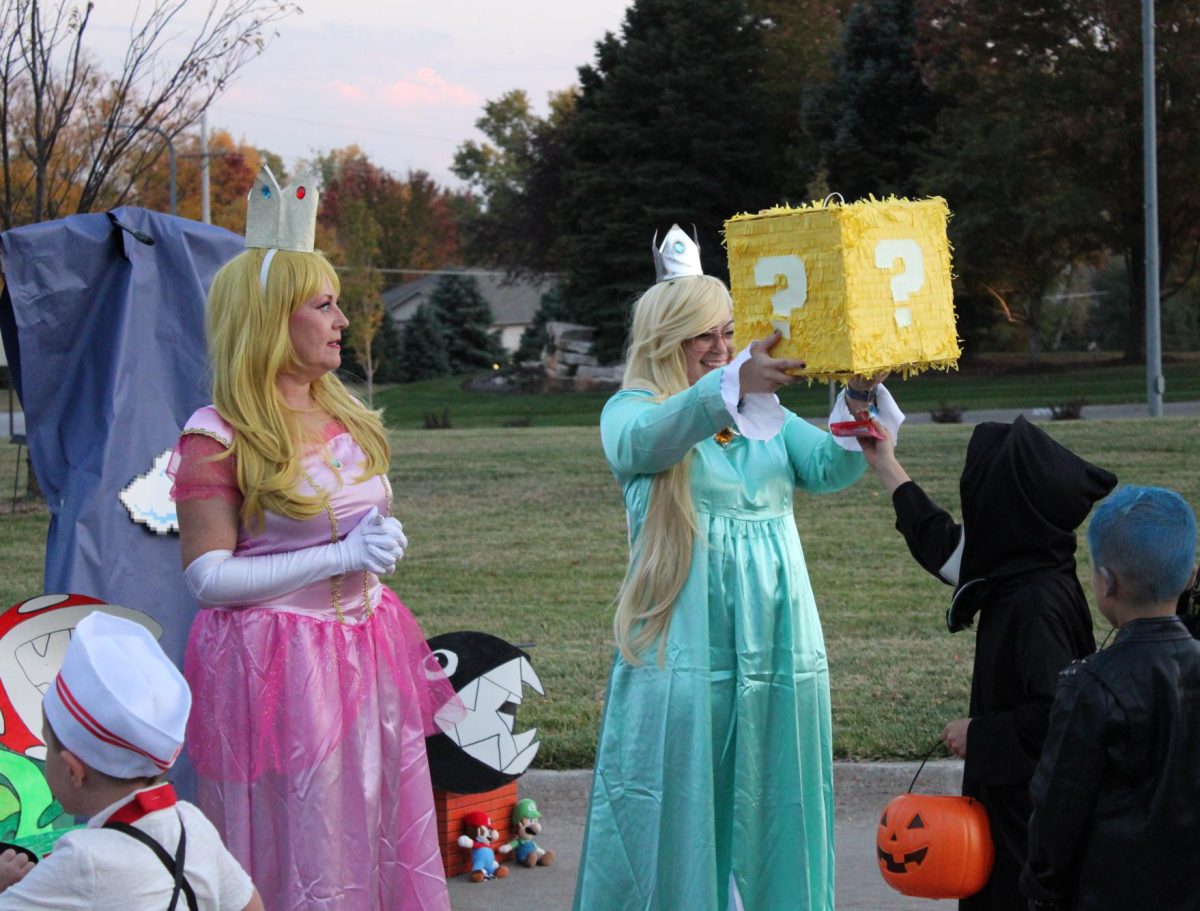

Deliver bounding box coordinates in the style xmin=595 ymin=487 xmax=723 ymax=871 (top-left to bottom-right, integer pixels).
xmin=206 ymin=248 xmax=390 ymax=526
xmin=615 ymin=274 xmax=733 ymax=665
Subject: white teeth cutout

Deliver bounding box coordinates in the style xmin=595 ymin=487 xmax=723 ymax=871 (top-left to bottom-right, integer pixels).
xmin=521 ymin=656 xmax=544 ymax=695
xmin=439 ymin=655 xmax=542 ymax=773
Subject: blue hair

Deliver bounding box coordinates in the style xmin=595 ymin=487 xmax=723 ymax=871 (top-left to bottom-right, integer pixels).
xmin=1088 ymin=485 xmax=1198 ymax=603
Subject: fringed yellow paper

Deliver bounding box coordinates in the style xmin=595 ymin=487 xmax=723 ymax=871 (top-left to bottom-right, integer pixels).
xmin=724 ymin=196 xmax=960 ymax=380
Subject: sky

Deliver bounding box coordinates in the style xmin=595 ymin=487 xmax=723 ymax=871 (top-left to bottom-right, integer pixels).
xmin=87 ymin=1 xmax=635 ymax=188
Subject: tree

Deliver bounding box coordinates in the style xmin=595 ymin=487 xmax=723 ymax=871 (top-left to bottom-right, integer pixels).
xmin=127 ymin=128 xmax=266 ymax=232
xmin=558 ymin=0 xmax=789 ymax=362
xmin=921 ymin=0 xmax=1200 ymax=361
xmin=804 ymin=0 xmax=942 ymax=200
xmin=315 ymin=146 xmax=465 ymax=276
xmin=398 ymin=302 xmax=450 ymax=382
xmin=0 ymin=0 xmax=299 ymax=228
xmin=514 ymin=285 xmax=571 ymax=364
xmin=750 ymin=0 xmax=853 ymax=199
xmin=427 ymin=273 xmax=504 ymax=372
xmin=332 ymin=197 xmax=384 ymax=403
xmin=369 ymin=311 xmax=405 ymax=384
xmin=452 ymin=87 xmax=576 ymax=272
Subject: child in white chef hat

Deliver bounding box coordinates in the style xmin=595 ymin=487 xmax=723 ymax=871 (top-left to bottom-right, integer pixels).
xmin=0 ymin=611 xmax=264 ymax=911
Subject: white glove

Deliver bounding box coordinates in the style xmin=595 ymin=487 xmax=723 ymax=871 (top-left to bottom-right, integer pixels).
xmin=185 ymin=507 xmax=407 ymax=607
xmin=339 ymin=507 xmax=407 ymax=576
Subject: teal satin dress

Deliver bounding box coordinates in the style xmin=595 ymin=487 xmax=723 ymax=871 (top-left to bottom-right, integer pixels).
xmin=574 ymin=367 xmax=866 ymax=911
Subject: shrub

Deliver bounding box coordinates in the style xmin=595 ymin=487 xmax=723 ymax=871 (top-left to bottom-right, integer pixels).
xmin=930 ymin=402 xmax=964 ymax=424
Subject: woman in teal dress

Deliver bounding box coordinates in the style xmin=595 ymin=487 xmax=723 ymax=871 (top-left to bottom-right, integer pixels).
xmin=573 ymin=231 xmax=896 ymax=911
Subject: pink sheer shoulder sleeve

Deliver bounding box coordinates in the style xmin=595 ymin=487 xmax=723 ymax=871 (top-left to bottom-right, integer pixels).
xmin=168 ymin=433 xmax=243 ymax=505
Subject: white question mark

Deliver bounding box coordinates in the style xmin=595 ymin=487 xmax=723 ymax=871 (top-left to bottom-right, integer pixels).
xmin=874 ymin=239 xmax=925 ymax=328
xmin=753 ymin=254 xmax=807 ymax=339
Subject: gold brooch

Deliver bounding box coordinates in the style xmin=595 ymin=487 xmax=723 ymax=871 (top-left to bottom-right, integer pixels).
xmin=713 ymin=427 xmax=736 ymax=446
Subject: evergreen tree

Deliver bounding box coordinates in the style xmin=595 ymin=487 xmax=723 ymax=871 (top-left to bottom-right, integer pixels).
xmin=428 ymin=274 xmax=505 ymax=371
xmin=559 ymin=0 xmax=789 ymax=362
xmin=371 ymin=313 xmax=405 ymax=384
xmin=514 ymin=285 xmax=572 ymax=364
xmin=804 ymin=0 xmax=941 ymax=200
xmin=398 ymin=303 xmax=451 ymax=382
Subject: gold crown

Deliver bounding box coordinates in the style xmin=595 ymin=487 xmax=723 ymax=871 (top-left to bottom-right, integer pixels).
xmin=245 ymin=165 xmax=319 ymax=252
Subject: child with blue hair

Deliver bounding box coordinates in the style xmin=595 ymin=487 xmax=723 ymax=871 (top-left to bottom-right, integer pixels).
xmin=1021 ymin=485 xmax=1200 ymax=911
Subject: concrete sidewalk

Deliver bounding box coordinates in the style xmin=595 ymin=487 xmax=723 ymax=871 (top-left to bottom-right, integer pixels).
xmin=446 ymin=760 xmax=964 ymax=911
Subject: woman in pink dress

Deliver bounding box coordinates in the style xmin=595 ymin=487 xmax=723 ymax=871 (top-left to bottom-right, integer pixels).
xmin=170 ymin=241 xmax=457 ymax=910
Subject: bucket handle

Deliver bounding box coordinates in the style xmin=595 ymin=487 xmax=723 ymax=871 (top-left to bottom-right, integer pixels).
xmin=908 ymin=739 xmax=948 ymax=794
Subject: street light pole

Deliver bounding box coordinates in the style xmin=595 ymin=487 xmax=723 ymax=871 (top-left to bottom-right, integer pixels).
xmin=200 ymin=110 xmax=211 ymax=224
xmin=1143 ymin=0 xmax=1164 ymax=416
xmin=119 ymin=123 xmax=177 ymax=217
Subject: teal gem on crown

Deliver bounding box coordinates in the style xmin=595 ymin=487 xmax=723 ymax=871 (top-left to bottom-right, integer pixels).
xmin=673 ymin=241 xmax=685 ymax=253
xmin=261 ymin=185 xmax=271 ymax=198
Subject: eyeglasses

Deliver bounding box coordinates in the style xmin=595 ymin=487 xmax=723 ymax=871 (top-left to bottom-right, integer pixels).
xmin=689 ymin=326 xmax=736 ymax=350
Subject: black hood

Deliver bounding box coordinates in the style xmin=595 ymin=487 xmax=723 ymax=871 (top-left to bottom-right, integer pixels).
xmin=957 ymin=416 xmax=1116 ymax=583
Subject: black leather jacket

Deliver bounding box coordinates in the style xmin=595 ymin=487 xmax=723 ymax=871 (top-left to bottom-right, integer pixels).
xmin=1020 ymin=616 xmax=1200 ymax=910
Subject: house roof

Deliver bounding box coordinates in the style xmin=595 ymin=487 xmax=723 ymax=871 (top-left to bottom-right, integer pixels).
xmin=382 ymin=271 xmax=556 ymax=327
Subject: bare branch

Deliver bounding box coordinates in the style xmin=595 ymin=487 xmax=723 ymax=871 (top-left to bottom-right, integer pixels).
xmin=0 ymin=0 xmax=299 ymax=224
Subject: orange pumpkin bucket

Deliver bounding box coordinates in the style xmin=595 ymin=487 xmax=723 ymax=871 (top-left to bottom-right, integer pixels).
xmin=876 ymin=745 xmax=994 ymax=899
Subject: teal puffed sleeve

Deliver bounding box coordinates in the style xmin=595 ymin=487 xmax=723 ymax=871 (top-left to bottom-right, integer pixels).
xmin=781 ymin=412 xmax=867 ymax=493
xmin=600 ymin=368 xmax=729 ymax=479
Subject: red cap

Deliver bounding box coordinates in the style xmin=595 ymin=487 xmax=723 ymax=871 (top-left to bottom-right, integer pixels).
xmin=463 ymin=810 xmax=492 ymax=829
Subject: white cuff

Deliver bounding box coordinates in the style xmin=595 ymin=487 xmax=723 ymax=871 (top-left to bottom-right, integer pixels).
xmin=719 ymin=347 xmax=786 ymax=441
xmin=829 ymin=384 xmax=905 ymax=451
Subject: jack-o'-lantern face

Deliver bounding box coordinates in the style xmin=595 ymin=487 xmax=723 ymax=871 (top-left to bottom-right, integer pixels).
xmin=876 ymin=806 xmax=929 ymax=873
xmin=876 ymin=793 xmax=994 ymax=900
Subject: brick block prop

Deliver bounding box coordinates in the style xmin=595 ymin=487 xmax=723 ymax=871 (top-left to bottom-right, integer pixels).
xmin=725 ymin=197 xmax=960 ymax=380
xmin=434 ymin=781 xmax=518 ymax=878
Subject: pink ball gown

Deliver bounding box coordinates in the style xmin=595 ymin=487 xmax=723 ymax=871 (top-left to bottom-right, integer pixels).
xmin=171 ymin=405 xmax=457 ymax=911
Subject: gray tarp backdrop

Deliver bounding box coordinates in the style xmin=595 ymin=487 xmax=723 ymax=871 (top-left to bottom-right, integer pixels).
xmin=0 ymin=207 xmax=243 ymax=797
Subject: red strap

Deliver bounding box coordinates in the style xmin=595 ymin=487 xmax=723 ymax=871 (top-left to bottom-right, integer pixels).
xmin=106 ymin=784 xmax=178 ymax=826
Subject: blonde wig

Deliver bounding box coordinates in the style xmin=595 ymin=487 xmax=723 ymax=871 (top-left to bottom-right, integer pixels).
xmin=615 ymin=274 xmax=733 ymax=665
xmin=206 ymin=248 xmax=391 ymax=526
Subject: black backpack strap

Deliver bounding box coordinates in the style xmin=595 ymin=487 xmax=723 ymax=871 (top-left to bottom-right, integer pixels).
xmin=104 ymin=819 xmax=198 ymax=911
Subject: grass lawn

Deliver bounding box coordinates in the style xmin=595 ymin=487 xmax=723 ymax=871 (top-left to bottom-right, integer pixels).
xmin=373 ymin=352 xmax=1200 ymax=430
xmin=4 ymin=415 xmax=1197 ymax=766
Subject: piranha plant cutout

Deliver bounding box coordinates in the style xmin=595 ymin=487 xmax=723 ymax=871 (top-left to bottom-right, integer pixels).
xmin=876 ymin=793 xmax=994 ymax=899
xmin=425 ymin=631 xmax=545 ymax=793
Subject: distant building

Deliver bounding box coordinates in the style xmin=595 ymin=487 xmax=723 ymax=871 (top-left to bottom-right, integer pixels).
xmin=381 ymin=271 xmax=556 ymax=354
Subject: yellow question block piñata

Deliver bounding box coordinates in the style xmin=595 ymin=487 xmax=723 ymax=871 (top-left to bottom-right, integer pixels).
xmin=725 ymin=196 xmax=960 ymax=380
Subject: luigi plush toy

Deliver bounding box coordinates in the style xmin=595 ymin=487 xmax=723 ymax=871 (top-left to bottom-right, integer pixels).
xmin=498 ymin=798 xmax=555 ymax=868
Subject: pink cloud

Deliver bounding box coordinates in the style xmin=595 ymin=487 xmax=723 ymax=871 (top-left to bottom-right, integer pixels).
xmin=323 ymin=69 xmax=479 ymax=109
xmin=332 ymin=81 xmax=367 ymax=102
xmin=381 ymin=68 xmax=480 ymax=108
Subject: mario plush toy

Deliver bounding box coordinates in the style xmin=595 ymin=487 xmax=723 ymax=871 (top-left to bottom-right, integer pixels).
xmin=499 ymin=798 xmax=555 ymax=868
xmin=458 ymin=810 xmax=509 ymax=882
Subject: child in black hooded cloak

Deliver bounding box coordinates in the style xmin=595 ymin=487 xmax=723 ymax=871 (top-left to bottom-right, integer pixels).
xmin=861 ymin=416 xmax=1117 ymax=911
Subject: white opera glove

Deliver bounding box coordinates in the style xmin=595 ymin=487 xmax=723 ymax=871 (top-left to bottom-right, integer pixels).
xmin=185 ymin=507 xmax=403 ymax=607
xmin=350 ymin=507 xmax=406 ymax=575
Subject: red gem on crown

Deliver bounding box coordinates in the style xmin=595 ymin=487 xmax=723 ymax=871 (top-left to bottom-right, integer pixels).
xmin=296 ymin=187 xmax=307 ymax=200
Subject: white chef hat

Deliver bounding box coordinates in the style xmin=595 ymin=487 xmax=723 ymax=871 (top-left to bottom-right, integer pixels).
xmin=43 ymin=611 xmax=190 ymax=779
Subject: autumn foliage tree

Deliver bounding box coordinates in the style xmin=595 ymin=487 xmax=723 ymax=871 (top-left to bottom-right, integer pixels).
xmin=0 ymin=0 xmax=299 ymax=229
xmin=332 ymin=197 xmax=384 ymax=403
xmin=316 ymin=146 xmax=463 ymax=277
xmin=127 ymin=128 xmax=265 ymax=232
xmin=314 ymin=146 xmax=467 ymax=389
